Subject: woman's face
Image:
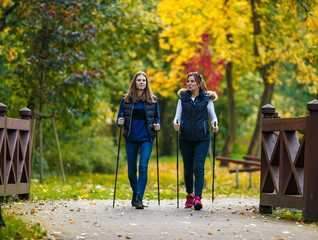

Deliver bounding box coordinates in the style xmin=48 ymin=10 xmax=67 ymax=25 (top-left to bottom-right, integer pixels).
xmin=187 ymin=75 xmax=199 ymax=92
xmin=136 ymin=74 xmax=147 ymax=90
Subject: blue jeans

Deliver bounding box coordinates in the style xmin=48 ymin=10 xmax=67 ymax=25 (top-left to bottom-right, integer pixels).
xmin=179 ymin=140 xmax=210 ymax=199
xmin=125 ymin=140 xmax=154 ymax=199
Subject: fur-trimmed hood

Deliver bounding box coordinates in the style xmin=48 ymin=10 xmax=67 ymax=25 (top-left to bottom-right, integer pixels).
xmin=177 ymin=88 xmax=218 ymax=101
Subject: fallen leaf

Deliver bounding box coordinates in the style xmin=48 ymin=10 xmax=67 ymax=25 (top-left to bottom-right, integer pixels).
xmin=208 ymin=232 xmax=213 ymax=235
xmin=70 ymin=222 xmax=75 ymax=224
xmin=90 ymin=202 xmax=96 ymax=205
xmin=125 ymin=236 xmax=131 ymax=239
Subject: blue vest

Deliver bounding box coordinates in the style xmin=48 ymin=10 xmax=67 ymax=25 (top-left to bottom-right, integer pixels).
xmin=180 ymin=89 xmax=210 ymax=141
xmin=122 ymin=95 xmax=157 ymax=140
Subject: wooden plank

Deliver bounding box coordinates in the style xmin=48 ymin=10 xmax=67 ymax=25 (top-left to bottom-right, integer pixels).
xmin=260 ymin=193 xmax=304 ymax=209
xmin=229 ymin=167 xmax=261 ymax=173
xmin=17 ymin=183 xmax=30 ymax=194
xmin=243 ymin=155 xmax=261 ymax=162
xmin=216 ymin=156 xmax=261 ymax=166
xmin=5 ymin=184 xmax=17 ymax=196
xmin=0 ymin=118 xmax=4 ymax=128
xmin=6 ymin=118 xmax=30 ymax=131
xmin=262 ymin=117 xmax=306 ymax=132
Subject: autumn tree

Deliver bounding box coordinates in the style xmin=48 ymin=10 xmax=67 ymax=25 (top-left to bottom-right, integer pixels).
xmin=158 ymin=0 xmax=318 ymax=157
xmin=247 ymin=0 xmax=318 ymax=156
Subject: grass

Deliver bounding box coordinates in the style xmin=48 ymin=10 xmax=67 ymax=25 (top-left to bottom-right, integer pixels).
xmin=30 ymin=155 xmax=260 ymax=201
xmin=273 ymin=208 xmax=303 ymax=222
xmin=0 ymin=216 xmax=47 ymax=240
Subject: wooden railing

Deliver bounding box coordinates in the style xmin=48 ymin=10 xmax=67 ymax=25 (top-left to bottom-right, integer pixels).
xmin=0 ymin=103 xmax=32 ymax=200
xmin=260 ymin=99 xmax=318 ymax=221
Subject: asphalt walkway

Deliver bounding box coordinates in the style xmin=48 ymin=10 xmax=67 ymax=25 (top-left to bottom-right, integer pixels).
xmin=6 ymin=198 xmax=318 ymax=240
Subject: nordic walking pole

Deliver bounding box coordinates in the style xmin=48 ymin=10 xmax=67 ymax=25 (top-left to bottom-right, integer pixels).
xmin=156 ymin=131 xmax=160 ymax=206
xmin=113 ymin=114 xmax=123 ymax=208
xmin=176 ymin=120 xmax=179 ymax=208
xmin=212 ymin=122 xmax=216 ymax=203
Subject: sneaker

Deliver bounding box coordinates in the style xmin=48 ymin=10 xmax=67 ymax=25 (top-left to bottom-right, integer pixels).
xmin=135 ymin=198 xmax=144 ymax=209
xmin=185 ymin=194 xmax=194 ymax=208
xmin=131 ymin=193 xmax=137 ymax=207
xmin=194 ymin=197 xmax=202 ymax=210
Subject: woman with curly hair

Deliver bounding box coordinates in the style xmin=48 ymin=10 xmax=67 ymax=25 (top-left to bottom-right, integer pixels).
xmin=173 ymin=72 xmax=219 ymax=210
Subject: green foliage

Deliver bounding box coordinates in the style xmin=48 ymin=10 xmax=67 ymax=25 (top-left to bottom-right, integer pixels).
xmin=60 ymin=136 xmax=120 ymax=174
xmin=0 ymin=214 xmax=47 ymax=240
xmin=273 ymin=208 xmax=303 ymax=222
xmin=31 ymin=124 xmax=124 ymax=177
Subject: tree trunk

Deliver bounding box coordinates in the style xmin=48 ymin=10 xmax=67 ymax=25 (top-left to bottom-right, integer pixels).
xmin=248 ymin=0 xmax=276 ymax=157
xmin=221 ymin=61 xmax=237 ymax=158
xmin=247 ymin=82 xmax=274 ymax=156
xmin=158 ymin=97 xmax=173 ymax=156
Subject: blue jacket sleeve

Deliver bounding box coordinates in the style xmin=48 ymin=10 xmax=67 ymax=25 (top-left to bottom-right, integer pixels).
xmin=116 ymin=99 xmax=124 ymax=126
xmin=155 ymin=101 xmax=160 ymax=124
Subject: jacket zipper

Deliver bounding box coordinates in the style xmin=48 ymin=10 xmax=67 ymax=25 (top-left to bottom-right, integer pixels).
xmin=204 ymin=121 xmax=206 ymax=134
xmin=127 ymin=104 xmax=134 ymax=137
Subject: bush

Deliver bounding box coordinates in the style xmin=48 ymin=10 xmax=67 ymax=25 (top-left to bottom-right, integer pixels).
xmin=32 ymin=133 xmax=125 ymax=176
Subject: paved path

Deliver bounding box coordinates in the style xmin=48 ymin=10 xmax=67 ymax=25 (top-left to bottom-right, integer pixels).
xmin=6 ymin=198 xmax=318 ymax=240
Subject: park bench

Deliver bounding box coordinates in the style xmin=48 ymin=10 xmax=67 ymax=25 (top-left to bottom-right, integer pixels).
xmin=215 ymin=155 xmax=261 ymax=189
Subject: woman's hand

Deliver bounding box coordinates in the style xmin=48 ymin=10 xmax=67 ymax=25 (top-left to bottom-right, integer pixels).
xmin=212 ymin=123 xmax=219 ymax=133
xmin=154 ymin=123 xmax=160 ymax=131
xmin=118 ymin=117 xmax=125 ymax=126
xmin=174 ymin=122 xmax=180 ymax=131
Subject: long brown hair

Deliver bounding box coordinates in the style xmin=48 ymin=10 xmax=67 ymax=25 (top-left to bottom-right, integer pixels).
xmin=187 ymin=72 xmax=208 ymax=92
xmin=124 ymin=71 xmax=155 ymax=103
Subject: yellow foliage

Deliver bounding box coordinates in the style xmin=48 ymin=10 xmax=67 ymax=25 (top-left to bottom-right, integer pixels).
xmin=147 ymin=68 xmax=179 ymax=97
xmin=1 ymin=0 xmax=12 ymax=8
xmin=158 ymin=0 xmax=318 ymax=94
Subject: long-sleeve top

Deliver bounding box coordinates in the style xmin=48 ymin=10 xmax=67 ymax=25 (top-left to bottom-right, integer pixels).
xmin=173 ymin=98 xmax=218 ymax=126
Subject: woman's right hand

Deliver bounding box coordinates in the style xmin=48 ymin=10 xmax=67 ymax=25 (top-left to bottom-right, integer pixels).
xmin=173 ymin=122 xmax=180 ymax=131
xmin=118 ymin=117 xmax=125 ymax=126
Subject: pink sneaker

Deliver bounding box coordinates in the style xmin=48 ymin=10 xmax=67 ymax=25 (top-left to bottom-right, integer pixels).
xmin=185 ymin=194 xmax=194 ymax=208
xmin=194 ymin=197 xmax=202 ymax=210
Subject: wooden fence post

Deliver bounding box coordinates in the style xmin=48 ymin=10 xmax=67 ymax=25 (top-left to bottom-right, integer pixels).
xmin=303 ymin=99 xmax=318 ymax=221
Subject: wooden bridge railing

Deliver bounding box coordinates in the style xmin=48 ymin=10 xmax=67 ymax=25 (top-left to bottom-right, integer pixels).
xmin=0 ymin=103 xmax=32 ymax=200
xmin=260 ymin=99 xmax=318 ymax=221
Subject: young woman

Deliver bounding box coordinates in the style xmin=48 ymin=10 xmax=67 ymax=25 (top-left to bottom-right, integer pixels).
xmin=117 ymin=71 xmax=160 ymax=209
xmin=173 ymin=72 xmax=219 ymax=210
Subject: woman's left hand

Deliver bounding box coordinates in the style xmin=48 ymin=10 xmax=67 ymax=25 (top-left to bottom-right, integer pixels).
xmin=154 ymin=123 xmax=160 ymax=131
xmin=212 ymin=123 xmax=219 ymax=133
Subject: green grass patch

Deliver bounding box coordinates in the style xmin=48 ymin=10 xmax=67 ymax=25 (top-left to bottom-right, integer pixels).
xmin=0 ymin=214 xmax=47 ymax=240
xmin=273 ymin=208 xmax=303 ymax=222
xmin=30 ymin=155 xmax=260 ymax=201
